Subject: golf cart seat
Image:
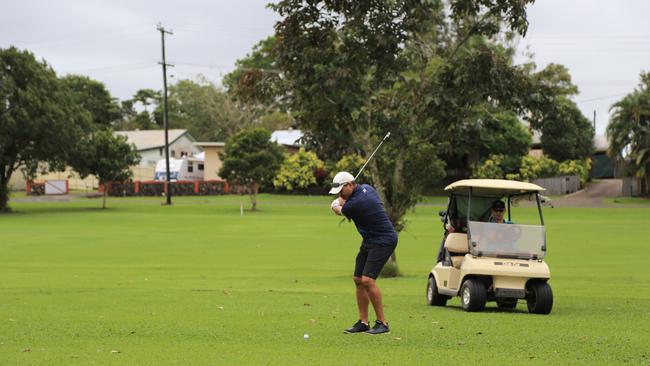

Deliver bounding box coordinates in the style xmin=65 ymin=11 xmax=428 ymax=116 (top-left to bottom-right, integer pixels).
xmin=444 ymin=233 xmax=469 ymax=268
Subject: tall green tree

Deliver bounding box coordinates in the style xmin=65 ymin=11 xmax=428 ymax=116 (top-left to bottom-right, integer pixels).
xmin=219 ymin=128 xmax=284 ymax=210
xmin=70 ymin=129 xmax=140 ymax=209
xmin=524 ymin=62 xmax=593 ymax=161
xmin=532 ymin=63 xmax=579 ymax=97
xmin=271 ymin=0 xmax=548 ymax=271
xmin=607 ymin=72 xmax=650 ymax=195
xmin=539 ymin=97 xmax=594 ymax=161
xmin=59 ymin=74 xmax=121 ymax=127
xmin=272 ymin=0 xmax=542 ymax=225
xmin=0 ymin=47 xmax=91 ymax=212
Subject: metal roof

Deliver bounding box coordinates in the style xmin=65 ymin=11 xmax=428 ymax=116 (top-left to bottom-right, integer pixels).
xmin=114 ymin=129 xmax=194 ymax=151
xmin=270 ymin=129 xmax=303 ymax=147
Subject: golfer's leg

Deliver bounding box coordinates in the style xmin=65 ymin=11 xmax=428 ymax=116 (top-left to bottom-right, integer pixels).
xmin=353 ymin=244 xmax=370 ymax=323
xmin=353 ymin=276 xmax=369 ymax=323
xmin=361 ymin=276 xmax=385 ymax=323
xmin=361 ymin=243 xmax=396 ymax=324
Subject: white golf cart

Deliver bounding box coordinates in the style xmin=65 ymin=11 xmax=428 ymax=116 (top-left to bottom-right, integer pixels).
xmin=426 ymin=179 xmax=553 ymax=314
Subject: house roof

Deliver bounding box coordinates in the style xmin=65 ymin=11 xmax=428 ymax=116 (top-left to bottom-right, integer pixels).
xmin=532 ymin=131 xmax=609 ymax=153
xmin=114 ymin=129 xmax=195 ymax=151
xmin=193 ymin=142 xmax=225 ymax=147
xmin=271 ymin=129 xmax=303 ymax=147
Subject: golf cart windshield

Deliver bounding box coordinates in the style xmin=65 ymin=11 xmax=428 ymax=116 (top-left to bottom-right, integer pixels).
xmin=468 ymin=221 xmax=546 ymax=260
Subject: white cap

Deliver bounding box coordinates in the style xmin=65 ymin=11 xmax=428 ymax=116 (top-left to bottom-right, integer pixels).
xmin=329 ymin=171 xmax=355 ymax=194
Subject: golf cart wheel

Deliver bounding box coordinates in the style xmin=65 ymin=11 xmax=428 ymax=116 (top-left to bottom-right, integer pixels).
xmin=526 ymin=281 xmax=553 ymax=314
xmin=496 ymin=298 xmax=518 ymax=309
xmin=460 ymin=279 xmax=487 ymax=312
xmin=426 ymin=277 xmax=448 ymax=306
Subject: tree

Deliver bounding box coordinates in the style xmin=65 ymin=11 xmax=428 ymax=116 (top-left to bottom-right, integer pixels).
xmin=120 ymin=88 xmax=160 ymax=130
xmin=59 ymin=74 xmax=121 ymax=127
xmin=157 ymin=78 xmax=259 ymax=142
xmin=70 ymin=129 xmax=140 ymax=209
xmin=219 ymin=128 xmax=284 ymax=210
xmin=273 ymin=148 xmax=325 ymax=191
xmin=539 ymin=97 xmax=594 ymax=161
xmin=222 ymin=36 xmax=284 ymax=107
xmin=444 ymin=106 xmax=532 ymax=175
xmin=271 ymin=0 xmax=544 ymax=272
xmin=607 ymin=72 xmax=650 ymax=195
xmin=532 ymin=63 xmax=579 ymax=97
xmin=524 ymin=62 xmax=594 ymax=162
xmin=0 ymin=47 xmax=91 ymax=212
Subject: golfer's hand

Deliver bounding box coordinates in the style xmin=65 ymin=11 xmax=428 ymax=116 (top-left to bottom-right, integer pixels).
xmin=331 ymin=198 xmax=343 ymax=216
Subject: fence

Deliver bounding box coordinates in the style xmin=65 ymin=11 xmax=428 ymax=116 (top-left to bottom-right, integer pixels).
xmin=99 ymin=180 xmax=234 ymax=197
xmin=621 ymin=177 xmax=645 ymax=197
xmin=531 ymin=176 xmax=580 ymax=195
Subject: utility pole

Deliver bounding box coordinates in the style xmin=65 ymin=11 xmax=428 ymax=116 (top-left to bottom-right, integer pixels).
xmin=157 ymin=23 xmax=173 ymax=205
xmin=593 ymin=110 xmax=596 ymax=131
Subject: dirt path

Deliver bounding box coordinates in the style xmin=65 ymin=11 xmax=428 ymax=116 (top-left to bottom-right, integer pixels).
xmin=553 ymin=179 xmax=622 ymax=207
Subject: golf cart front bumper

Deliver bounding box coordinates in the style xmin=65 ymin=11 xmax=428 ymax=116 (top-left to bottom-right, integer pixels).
xmin=494 ymin=287 xmax=526 ymax=298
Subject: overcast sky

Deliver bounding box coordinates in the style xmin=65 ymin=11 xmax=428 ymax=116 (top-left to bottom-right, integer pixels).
xmin=2 ymin=0 xmax=649 ymax=134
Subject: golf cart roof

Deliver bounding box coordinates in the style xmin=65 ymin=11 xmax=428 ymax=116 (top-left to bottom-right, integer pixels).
xmin=445 ymin=179 xmax=545 ymax=196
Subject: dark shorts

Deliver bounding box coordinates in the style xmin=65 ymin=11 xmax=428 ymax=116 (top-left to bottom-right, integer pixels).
xmin=354 ymin=241 xmax=397 ymax=280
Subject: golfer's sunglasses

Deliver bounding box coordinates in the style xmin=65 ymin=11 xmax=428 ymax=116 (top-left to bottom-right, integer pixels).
xmin=331 ymin=182 xmax=350 ymax=189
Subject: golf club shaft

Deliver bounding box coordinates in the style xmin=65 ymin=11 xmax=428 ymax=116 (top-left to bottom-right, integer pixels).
xmin=355 ymin=132 xmax=391 ymax=181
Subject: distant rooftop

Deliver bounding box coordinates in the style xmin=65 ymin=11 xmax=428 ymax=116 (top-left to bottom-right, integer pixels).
xmin=194 ymin=142 xmax=225 ymax=147
xmin=532 ymin=131 xmax=609 ymax=153
xmin=271 ymin=129 xmax=303 ymax=147
xmin=114 ymin=129 xmax=194 ymax=151
xmin=594 ymin=135 xmax=609 ymax=152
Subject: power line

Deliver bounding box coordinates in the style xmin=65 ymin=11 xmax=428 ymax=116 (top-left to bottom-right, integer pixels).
xmin=70 ymin=63 xmax=156 ymax=74
xmin=9 ymin=24 xmax=154 ymax=47
xmin=575 ymin=93 xmax=629 ymax=104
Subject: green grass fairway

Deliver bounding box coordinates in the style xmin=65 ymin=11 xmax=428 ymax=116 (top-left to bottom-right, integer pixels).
xmin=1 ymin=194 xmax=649 ymax=365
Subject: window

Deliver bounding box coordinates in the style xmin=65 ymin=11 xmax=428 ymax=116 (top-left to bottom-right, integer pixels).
xmin=198 ymin=164 xmax=204 ymax=171
xmin=171 ymin=150 xmax=176 ymax=158
xmin=187 ymin=163 xmax=193 ymax=173
xmin=159 ymin=148 xmax=163 ymax=156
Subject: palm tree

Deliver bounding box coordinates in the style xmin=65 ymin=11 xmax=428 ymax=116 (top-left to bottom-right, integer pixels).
xmin=607 ymin=74 xmax=650 ymax=195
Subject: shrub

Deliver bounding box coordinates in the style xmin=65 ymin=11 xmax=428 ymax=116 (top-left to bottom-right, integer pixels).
xmin=559 ymin=158 xmax=592 ymax=185
xmin=471 ymin=154 xmax=506 ymax=179
xmin=329 ymin=154 xmax=367 ymax=182
xmin=519 ymin=155 xmax=560 ymax=181
xmin=273 ymin=148 xmax=325 ymax=191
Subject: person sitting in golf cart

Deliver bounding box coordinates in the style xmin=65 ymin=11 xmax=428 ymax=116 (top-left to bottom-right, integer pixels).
xmin=488 ymin=200 xmax=512 ymax=224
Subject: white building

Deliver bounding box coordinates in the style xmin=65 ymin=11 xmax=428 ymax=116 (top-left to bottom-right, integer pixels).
xmin=114 ymin=129 xmax=202 ymax=167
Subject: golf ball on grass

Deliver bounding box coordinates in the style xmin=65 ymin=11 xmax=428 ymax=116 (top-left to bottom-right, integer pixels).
xmin=303 ymin=334 xmax=310 ymax=339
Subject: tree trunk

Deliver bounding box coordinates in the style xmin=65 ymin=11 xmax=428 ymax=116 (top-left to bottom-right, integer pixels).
xmin=0 ymin=174 xmax=10 ymax=213
xmin=102 ymin=188 xmax=107 ymax=209
xmin=0 ymin=161 xmax=17 ymax=212
xmin=250 ymin=182 xmax=258 ymax=211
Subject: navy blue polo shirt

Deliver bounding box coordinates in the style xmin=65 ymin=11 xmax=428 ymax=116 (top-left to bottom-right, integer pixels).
xmin=341 ymin=184 xmax=398 ymax=246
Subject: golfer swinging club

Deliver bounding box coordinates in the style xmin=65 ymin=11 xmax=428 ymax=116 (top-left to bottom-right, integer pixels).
xmin=330 ymin=171 xmax=397 ymax=335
